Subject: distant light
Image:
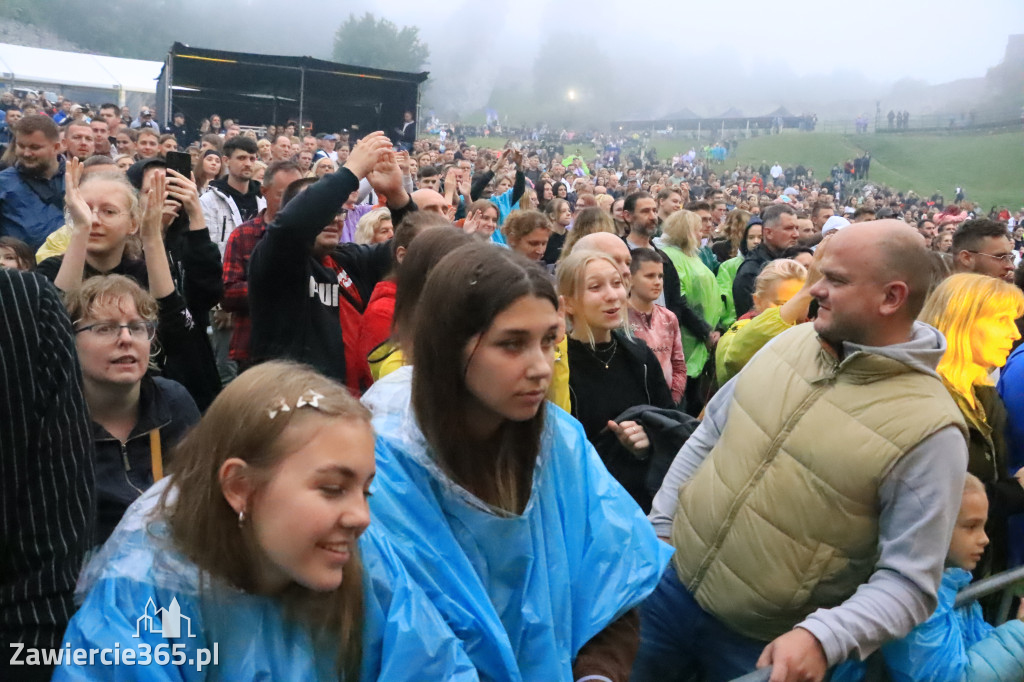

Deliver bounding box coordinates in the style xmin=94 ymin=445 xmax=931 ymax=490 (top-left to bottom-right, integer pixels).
xmin=567 ymin=89 xmax=577 ymax=101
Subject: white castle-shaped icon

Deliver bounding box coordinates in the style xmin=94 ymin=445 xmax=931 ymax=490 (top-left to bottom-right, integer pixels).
xmin=134 ymin=597 xmax=196 ymax=639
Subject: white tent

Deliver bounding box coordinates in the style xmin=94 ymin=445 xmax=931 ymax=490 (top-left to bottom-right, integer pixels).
xmin=0 ymin=42 xmax=162 ymax=103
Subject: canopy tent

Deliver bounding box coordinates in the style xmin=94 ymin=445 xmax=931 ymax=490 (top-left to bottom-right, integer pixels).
xmin=0 ymin=42 xmax=161 ymax=105
xmin=158 ymin=43 xmax=428 ymax=141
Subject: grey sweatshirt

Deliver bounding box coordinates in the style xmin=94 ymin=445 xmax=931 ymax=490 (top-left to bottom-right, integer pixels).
xmin=648 ymin=321 xmax=968 ymax=666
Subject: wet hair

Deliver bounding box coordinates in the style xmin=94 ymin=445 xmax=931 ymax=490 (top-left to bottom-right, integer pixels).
xmin=411 ymin=242 xmax=557 ymax=513
xmin=64 ymin=274 xmax=157 ymax=325
xmin=503 ymin=210 xmax=551 ymax=246
xmin=723 ymin=209 xmax=752 ymax=252
xmin=160 ymin=361 xmax=369 ymax=679
xmin=391 ymin=227 xmax=475 ymax=348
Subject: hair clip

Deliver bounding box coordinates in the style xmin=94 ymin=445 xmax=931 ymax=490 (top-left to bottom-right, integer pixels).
xmin=295 ymin=390 xmax=324 ymax=410
xmin=268 ymin=398 xmax=291 ymax=420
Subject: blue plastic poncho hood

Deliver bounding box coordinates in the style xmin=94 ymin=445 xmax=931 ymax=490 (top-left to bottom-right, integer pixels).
xmin=362 ymin=366 xmax=674 ymax=681
xmin=54 ymin=478 xmax=478 ymax=681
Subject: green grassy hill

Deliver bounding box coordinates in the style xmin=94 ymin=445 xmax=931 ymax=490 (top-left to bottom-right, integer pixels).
xmin=726 ymin=131 xmax=1023 ymax=211
xmin=455 ymin=131 xmax=1024 ymax=211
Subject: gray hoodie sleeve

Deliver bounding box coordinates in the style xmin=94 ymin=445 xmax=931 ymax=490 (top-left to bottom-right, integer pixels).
xmin=797 ymin=425 xmax=968 ymax=665
xmin=648 ymin=376 xmax=737 ymax=538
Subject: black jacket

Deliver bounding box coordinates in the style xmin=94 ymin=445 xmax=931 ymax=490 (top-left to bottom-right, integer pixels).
xmin=91 ymin=375 xmax=198 ymax=544
xmin=248 ymin=168 xmax=409 ymax=383
xmin=732 ymin=242 xmax=785 ymax=317
xmin=613 ymin=405 xmax=699 ymax=498
xmin=568 ymin=330 xmax=674 ymax=512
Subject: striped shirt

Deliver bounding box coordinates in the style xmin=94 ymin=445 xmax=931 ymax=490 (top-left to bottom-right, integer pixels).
xmin=0 ymin=270 xmax=94 ymax=679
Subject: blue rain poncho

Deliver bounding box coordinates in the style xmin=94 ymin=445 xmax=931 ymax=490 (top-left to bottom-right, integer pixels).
xmin=832 ymin=568 xmax=1024 ymax=682
xmin=361 ymin=367 xmax=674 ymax=681
xmin=53 ymin=479 xmax=478 ymax=681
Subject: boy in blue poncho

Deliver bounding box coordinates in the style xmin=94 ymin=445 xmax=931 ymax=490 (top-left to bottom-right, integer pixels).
xmin=835 ymin=473 xmax=1024 ymax=682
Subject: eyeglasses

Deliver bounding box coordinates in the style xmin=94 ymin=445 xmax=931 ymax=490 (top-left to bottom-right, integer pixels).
xmin=89 ymin=206 xmax=128 ymax=223
xmin=966 ymin=250 xmax=1015 ymax=264
xmin=75 ymin=320 xmax=156 ymax=341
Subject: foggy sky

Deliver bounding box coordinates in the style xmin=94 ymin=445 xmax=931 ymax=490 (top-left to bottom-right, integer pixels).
xmin=311 ymin=0 xmax=1022 ymax=82
xmin=202 ymin=0 xmax=1024 ymax=120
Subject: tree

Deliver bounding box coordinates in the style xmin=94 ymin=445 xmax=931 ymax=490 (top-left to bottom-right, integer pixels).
xmin=332 ymin=13 xmax=429 ymax=73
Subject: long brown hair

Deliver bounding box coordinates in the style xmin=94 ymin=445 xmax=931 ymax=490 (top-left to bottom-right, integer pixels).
xmin=411 ymin=242 xmax=558 ymax=514
xmin=160 ymin=361 xmax=369 ymax=678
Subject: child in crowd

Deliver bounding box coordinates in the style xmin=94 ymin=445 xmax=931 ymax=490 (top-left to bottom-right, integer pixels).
xmin=0 ymin=235 xmax=34 ymax=270
xmin=836 ymin=474 xmax=1024 ymax=682
xmin=56 ymin=362 xmax=475 ymax=681
xmin=627 ymin=247 xmax=687 ymax=404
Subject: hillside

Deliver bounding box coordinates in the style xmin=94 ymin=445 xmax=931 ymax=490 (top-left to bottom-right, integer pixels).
xmin=464 ymin=131 xmax=1023 ymax=211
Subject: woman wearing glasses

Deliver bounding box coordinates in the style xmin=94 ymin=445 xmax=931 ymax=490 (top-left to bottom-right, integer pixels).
xmin=67 ymin=274 xmax=199 ymax=544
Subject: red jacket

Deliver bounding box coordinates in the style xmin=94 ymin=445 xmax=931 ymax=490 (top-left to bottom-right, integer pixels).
xmin=358 ymin=280 xmax=397 ymax=371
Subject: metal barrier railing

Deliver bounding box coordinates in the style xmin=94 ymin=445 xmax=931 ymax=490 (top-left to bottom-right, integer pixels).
xmin=727 ymin=565 xmax=1024 ymax=682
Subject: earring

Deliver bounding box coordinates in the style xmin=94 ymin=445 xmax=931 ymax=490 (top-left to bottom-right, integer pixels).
xmin=238 ymin=509 xmax=246 ymax=527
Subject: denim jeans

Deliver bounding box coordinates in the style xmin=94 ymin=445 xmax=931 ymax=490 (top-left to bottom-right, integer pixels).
xmin=632 ymin=566 xmax=767 ymax=682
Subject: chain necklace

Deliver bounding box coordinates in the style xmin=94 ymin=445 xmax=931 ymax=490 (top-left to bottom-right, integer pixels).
xmin=588 ymin=336 xmax=618 ymax=369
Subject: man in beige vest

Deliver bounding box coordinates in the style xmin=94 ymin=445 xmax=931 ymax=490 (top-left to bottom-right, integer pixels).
xmin=635 ymin=221 xmax=968 ymax=682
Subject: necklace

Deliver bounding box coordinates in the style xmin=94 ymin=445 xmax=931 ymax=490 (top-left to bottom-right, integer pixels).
xmin=588 ymin=337 xmax=618 ymax=369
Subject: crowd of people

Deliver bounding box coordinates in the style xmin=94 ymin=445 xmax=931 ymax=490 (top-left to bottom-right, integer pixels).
xmin=2 ymin=93 xmax=1024 ymax=682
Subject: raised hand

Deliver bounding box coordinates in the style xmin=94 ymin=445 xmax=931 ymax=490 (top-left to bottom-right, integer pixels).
xmin=140 ymin=168 xmax=167 ymax=243
xmin=343 ymin=131 xmax=392 ymax=180
xmin=165 ymin=169 xmax=205 ymax=229
xmin=64 ymin=157 xmax=92 ymax=231
xmin=367 ymin=149 xmax=408 ymax=206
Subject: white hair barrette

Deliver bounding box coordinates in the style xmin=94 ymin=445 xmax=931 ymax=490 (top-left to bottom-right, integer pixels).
xmin=268 ymin=390 xmax=325 ymax=419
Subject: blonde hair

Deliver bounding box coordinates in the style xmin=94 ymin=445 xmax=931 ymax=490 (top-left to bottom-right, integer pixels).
xmin=160 ymin=361 xmax=370 ymax=678
xmin=963 ymin=472 xmax=986 ymax=496
xmin=752 ymin=258 xmax=807 ymax=307
xmin=353 ymin=207 xmax=392 ymax=245
xmin=559 ymin=207 xmax=615 ymax=262
xmin=661 ymin=210 xmax=702 ymax=256
xmin=557 ymin=248 xmax=627 ymax=345
xmin=79 ymin=170 xmax=142 ymax=228
xmin=64 ymin=274 xmax=157 ymax=325
xmin=919 ymin=273 xmax=1024 ymax=397
xmin=724 ymin=208 xmax=752 ymax=252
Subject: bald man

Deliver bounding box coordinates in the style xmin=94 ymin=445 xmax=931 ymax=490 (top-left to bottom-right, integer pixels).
xmin=573 ymin=232 xmax=632 ymax=287
xmin=638 ymin=221 xmax=968 ymax=682
xmin=410 ymin=188 xmax=452 ymax=220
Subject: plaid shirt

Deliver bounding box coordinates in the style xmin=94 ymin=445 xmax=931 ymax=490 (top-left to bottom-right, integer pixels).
xmin=222 ymin=211 xmax=267 ymax=363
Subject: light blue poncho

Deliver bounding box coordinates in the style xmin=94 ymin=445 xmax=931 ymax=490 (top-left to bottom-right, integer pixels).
xmin=362 ymin=367 xmax=674 ymax=681
xmin=53 ymin=479 xmax=478 ymax=681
